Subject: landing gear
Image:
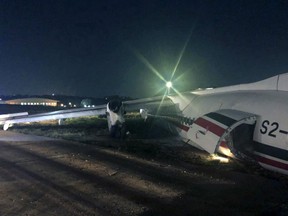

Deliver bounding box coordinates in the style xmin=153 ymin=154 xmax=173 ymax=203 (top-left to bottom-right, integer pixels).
xmin=110 ymin=123 xmax=127 ymax=140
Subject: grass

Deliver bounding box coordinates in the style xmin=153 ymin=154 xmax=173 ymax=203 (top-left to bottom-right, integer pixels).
xmin=10 ymin=116 xmax=108 ymax=140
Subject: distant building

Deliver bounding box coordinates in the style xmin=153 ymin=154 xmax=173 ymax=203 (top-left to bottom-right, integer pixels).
xmin=4 ymin=98 xmax=59 ymax=107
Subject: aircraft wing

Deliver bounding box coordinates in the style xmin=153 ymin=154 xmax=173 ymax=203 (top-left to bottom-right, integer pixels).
xmin=1 ymin=95 xmax=176 ymax=130
xmin=2 ymin=105 xmax=106 ymax=130
xmin=123 ymin=96 xmax=177 ymax=115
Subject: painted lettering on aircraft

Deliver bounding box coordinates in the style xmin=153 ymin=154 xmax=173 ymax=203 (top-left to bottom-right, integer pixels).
xmin=260 ymin=120 xmax=279 ymax=138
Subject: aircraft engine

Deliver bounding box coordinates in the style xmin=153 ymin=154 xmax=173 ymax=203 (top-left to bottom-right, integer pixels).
xmin=106 ymin=99 xmax=126 ymax=138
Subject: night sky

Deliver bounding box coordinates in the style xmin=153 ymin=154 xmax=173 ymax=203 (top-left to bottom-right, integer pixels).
xmin=0 ymin=0 xmax=288 ymax=98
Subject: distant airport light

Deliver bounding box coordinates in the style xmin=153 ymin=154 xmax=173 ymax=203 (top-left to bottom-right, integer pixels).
xmin=166 ymin=81 xmax=172 ymax=89
xmin=166 ymin=81 xmax=173 ymax=95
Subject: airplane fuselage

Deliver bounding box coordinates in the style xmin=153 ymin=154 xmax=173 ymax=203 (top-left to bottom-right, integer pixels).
xmin=168 ymin=77 xmax=288 ymax=175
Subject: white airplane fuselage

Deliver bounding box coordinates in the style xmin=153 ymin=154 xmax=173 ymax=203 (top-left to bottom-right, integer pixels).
xmin=167 ymin=74 xmax=288 ymax=175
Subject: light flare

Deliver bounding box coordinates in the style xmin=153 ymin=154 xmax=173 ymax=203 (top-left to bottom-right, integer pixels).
xmin=210 ymin=154 xmax=230 ymax=163
xmin=170 ymin=30 xmax=192 ymax=81
xmin=133 ymin=50 xmax=166 ymax=83
xmin=133 ymin=29 xmax=194 ymax=111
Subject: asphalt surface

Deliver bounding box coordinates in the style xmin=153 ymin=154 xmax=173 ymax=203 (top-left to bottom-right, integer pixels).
xmin=0 ymin=130 xmax=287 ymax=216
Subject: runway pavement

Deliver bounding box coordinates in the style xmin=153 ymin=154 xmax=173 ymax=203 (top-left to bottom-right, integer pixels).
xmin=0 ymin=131 xmax=287 ymax=216
xmin=0 ymin=131 xmax=110 ymax=215
xmin=0 ymin=130 xmax=56 ymax=141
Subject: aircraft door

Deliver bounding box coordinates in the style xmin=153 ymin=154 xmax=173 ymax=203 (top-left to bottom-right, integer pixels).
xmin=223 ymin=123 xmax=256 ymax=159
xmin=187 ymin=109 xmax=257 ymax=155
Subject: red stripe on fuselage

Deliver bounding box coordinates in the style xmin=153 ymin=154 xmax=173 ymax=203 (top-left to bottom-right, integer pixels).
xmin=257 ymin=155 xmax=288 ymax=171
xmin=172 ymin=121 xmax=189 ymax=132
xmin=220 ymin=141 xmax=228 ymax=149
xmin=178 ymin=124 xmax=189 ymax=132
xmin=194 ymin=117 xmax=226 ymax=137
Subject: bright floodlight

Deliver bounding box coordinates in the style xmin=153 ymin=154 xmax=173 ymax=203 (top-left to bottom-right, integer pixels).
xmin=166 ymin=81 xmax=172 ymax=89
